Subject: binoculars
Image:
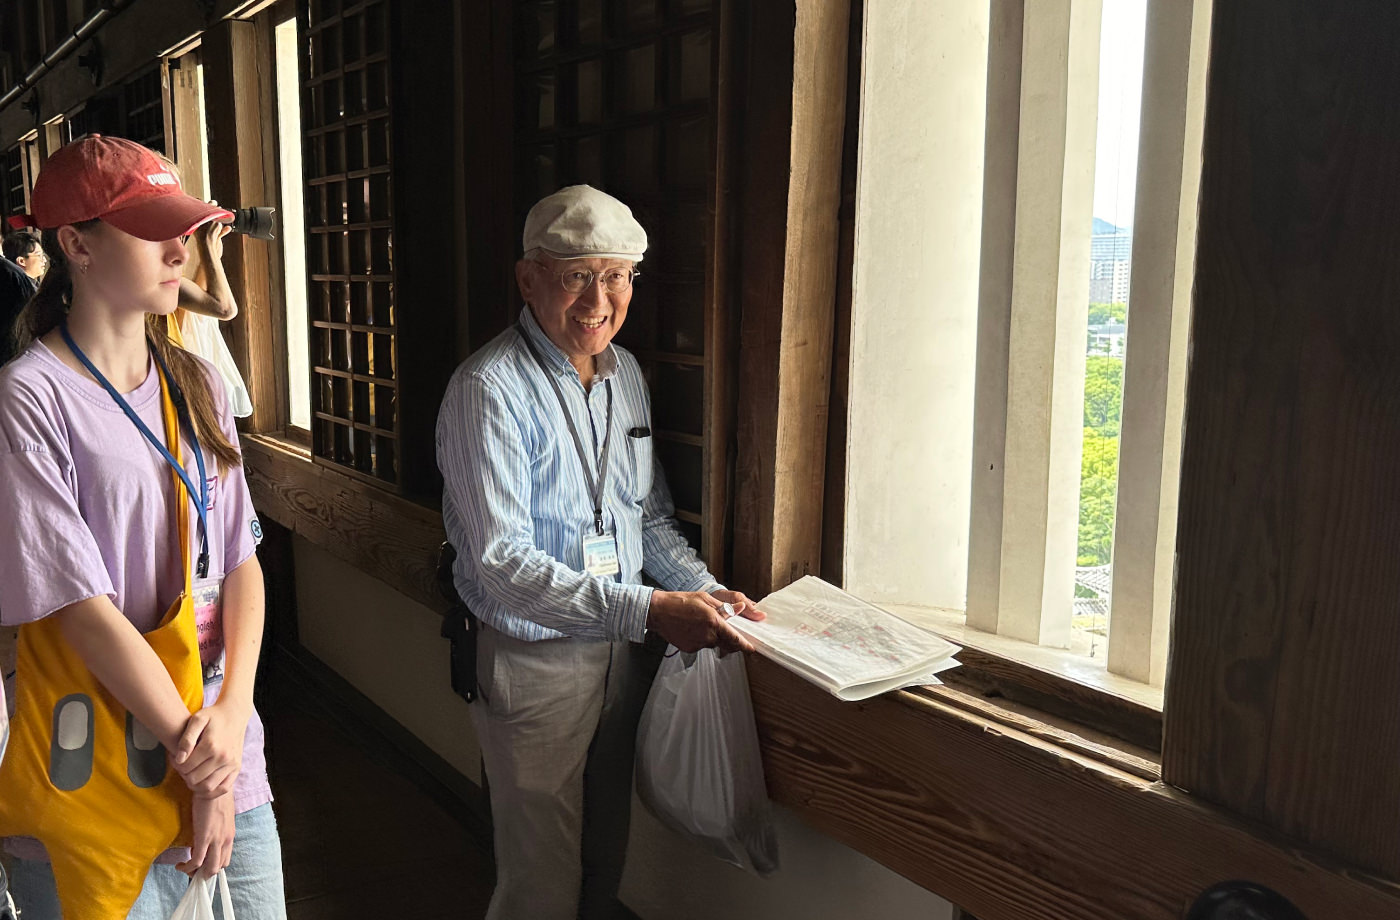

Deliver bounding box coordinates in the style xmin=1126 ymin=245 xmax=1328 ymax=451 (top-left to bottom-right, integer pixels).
xmin=225 ymin=206 xmax=277 ymax=241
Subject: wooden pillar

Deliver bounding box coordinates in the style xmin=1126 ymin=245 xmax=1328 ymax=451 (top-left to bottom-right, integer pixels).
xmin=201 ymin=18 xmax=279 ymax=434
xmin=390 ymin=0 xmax=460 ymax=494
xmin=168 ymin=53 xmax=207 ymax=201
xmin=1164 ymin=0 xmax=1400 ymax=878
xmin=731 ymin=0 xmax=850 ymax=596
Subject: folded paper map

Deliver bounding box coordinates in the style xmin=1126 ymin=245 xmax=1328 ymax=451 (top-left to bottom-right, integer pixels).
xmin=733 ymin=576 xmax=961 ymax=701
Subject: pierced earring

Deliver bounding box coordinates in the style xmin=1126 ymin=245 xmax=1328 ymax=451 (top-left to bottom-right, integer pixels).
xmin=80 ymin=262 xmax=89 ymax=274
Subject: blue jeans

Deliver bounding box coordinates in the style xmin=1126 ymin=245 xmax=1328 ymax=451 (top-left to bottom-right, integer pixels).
xmin=8 ymin=803 xmax=286 ymax=919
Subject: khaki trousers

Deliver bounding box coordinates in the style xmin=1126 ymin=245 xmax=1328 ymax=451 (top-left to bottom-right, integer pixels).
xmin=471 ymin=623 xmax=662 ymax=920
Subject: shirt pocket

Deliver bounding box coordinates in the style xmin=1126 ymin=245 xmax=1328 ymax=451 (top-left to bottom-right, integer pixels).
xmin=623 ymin=426 xmax=654 ymax=507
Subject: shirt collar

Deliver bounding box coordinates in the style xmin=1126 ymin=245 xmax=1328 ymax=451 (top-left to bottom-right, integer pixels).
xmin=517 ymin=305 xmax=620 ymax=382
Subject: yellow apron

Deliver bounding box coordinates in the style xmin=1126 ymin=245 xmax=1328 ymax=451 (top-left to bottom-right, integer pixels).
xmin=0 ymin=363 xmax=205 ymax=919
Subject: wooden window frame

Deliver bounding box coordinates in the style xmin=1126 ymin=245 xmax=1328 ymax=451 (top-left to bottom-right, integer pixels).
xmin=1 ymin=143 xmax=27 ymax=218
xmin=827 ymin=0 xmax=1207 ymax=746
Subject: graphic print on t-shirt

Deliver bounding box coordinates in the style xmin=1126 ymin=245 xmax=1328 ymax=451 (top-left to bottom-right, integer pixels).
xmin=191 ymin=579 xmax=224 ymax=682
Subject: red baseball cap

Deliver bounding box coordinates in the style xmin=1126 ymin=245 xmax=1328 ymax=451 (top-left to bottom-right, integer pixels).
xmin=29 ymin=135 xmax=232 ymax=241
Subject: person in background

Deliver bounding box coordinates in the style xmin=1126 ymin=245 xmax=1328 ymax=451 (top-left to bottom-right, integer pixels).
xmin=0 ymin=230 xmax=44 ymax=365
xmin=151 ymin=150 xmax=251 ymax=420
xmin=4 ymin=229 xmax=47 ymax=282
xmin=436 ymin=184 xmax=764 ymax=920
xmin=173 ymin=219 xmax=253 ymax=419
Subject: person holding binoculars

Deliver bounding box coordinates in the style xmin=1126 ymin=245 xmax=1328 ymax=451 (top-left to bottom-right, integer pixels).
xmin=159 ymin=150 xmax=277 ymax=422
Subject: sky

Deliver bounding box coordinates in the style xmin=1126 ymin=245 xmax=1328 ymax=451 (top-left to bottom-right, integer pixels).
xmin=1092 ymin=0 xmax=1148 ymax=231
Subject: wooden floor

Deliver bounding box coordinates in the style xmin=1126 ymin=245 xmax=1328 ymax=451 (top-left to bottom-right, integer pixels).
xmin=265 ymin=699 xmax=495 ymax=919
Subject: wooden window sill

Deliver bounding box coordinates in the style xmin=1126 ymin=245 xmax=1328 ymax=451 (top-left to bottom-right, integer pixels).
xmin=885 ymin=603 xmax=1164 ymax=753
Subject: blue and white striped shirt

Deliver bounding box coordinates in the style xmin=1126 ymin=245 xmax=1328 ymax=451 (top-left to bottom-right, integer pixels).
xmin=435 ymin=306 xmax=720 ymax=642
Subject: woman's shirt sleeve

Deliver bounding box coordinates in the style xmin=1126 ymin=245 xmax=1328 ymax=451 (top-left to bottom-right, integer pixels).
xmin=0 ymin=385 xmax=114 ymax=625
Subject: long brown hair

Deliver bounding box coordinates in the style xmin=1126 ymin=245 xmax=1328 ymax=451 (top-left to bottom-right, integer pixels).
xmin=12 ymin=223 xmax=242 ymax=473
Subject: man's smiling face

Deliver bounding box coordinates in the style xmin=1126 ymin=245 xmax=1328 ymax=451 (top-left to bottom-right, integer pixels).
xmin=517 ymin=254 xmax=636 ymax=370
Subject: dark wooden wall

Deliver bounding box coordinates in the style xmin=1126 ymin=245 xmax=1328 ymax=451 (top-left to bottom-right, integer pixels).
xmin=1164 ymin=0 xmax=1400 ymax=879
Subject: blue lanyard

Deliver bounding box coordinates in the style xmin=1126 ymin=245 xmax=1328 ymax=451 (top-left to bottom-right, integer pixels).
xmin=59 ymin=322 xmax=211 ymax=579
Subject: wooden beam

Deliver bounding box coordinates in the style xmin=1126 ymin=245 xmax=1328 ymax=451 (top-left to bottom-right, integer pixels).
xmin=461 ymin=0 xmax=516 ymax=354
xmin=1164 ymin=0 xmax=1400 ymax=878
xmin=389 ymin=0 xmax=459 ymax=495
xmin=167 ymin=52 xmax=206 ymax=200
xmin=241 ymin=436 xmax=447 ymax=616
xmin=732 ymin=0 xmax=849 ymax=596
xmin=748 ymin=658 xmax=1400 ymax=920
xmin=201 ymin=17 xmax=279 ymax=434
xmin=703 ymin=0 xmax=738 ymax=580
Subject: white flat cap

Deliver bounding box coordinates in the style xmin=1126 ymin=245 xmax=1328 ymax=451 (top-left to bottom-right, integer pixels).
xmin=522 ymin=184 xmax=647 ymax=263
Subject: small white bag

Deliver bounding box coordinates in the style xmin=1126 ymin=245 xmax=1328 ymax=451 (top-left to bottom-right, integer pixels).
xmin=181 ymin=312 xmax=253 ymax=418
xmin=169 ymin=870 xmax=235 ymax=920
xmin=635 ymin=647 xmax=779 ymax=876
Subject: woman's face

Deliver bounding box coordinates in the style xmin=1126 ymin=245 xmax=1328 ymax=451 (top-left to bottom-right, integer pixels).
xmin=68 ymin=221 xmax=187 ymax=317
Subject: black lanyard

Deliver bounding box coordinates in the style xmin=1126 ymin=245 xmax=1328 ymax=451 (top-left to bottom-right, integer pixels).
xmin=60 ymin=322 xmax=211 ymax=578
xmin=517 ymin=324 xmax=614 ymax=536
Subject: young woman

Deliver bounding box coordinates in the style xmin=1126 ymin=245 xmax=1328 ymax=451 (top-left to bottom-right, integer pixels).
xmin=0 ymin=135 xmax=285 ymax=918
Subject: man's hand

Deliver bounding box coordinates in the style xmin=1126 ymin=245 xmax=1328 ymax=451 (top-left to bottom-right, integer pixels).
xmin=646 ymin=590 xmax=765 ymax=654
xmin=178 ymin=792 xmax=235 ymax=879
xmin=173 ymin=700 xmax=249 ymax=799
xmin=709 ymin=589 xmax=765 ymax=623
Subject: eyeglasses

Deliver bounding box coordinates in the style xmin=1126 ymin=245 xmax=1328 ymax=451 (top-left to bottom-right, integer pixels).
xmin=537 ymin=262 xmax=639 ymax=295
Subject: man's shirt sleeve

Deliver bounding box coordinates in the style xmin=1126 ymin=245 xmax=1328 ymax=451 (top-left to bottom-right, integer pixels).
xmin=437 ymin=370 xmax=654 ymax=642
xmin=638 ymin=452 xmax=722 ymax=594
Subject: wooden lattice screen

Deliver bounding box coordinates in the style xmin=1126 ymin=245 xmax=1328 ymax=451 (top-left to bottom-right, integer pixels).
xmin=121 ymin=65 xmax=166 ymax=154
xmin=1 ymin=145 xmax=25 ymax=218
xmin=302 ymin=0 xmax=399 ymax=486
xmin=513 ymin=0 xmax=716 ymax=553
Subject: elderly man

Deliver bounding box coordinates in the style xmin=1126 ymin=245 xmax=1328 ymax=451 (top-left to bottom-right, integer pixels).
xmin=436 ymin=185 xmax=763 ymax=919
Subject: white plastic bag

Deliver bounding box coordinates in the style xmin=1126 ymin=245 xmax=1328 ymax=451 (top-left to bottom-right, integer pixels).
xmin=0 ymin=676 xmax=8 ymax=766
xmin=635 ymin=647 xmax=779 ymax=876
xmin=181 ymin=312 xmax=253 ymax=418
xmin=169 ymin=870 xmax=235 ymax=920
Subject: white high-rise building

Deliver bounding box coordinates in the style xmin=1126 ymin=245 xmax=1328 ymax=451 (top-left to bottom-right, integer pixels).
xmin=1089 ymin=219 xmax=1132 ymax=305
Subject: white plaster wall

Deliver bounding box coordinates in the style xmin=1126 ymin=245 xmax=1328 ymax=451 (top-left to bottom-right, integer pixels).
xmin=293 ymin=537 xmax=480 ymax=782
xmin=294 ymin=539 xmax=955 ymax=918
xmin=622 ymin=803 xmax=954 ymax=920
xmin=844 ymin=0 xmax=990 ymax=609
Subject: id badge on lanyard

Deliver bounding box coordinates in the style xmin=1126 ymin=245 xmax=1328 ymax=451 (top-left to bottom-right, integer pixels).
xmin=582 ymin=530 xmax=621 ymax=576
xmin=192 ymin=577 xmax=226 ymax=683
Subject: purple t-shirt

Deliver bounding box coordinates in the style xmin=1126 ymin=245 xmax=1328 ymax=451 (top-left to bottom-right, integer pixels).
xmin=0 ymin=339 xmax=271 ymax=861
